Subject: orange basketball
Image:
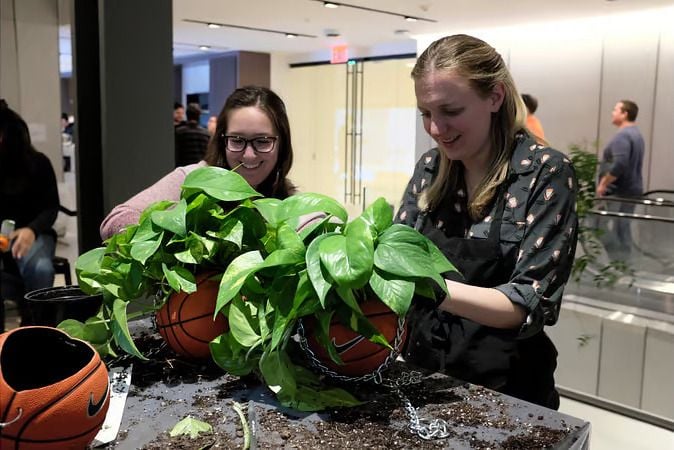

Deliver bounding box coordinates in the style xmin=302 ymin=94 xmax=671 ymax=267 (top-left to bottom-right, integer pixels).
xmin=156 ymin=272 xmax=229 ymax=359
xmin=0 ymin=326 xmax=110 ymax=450
xmin=305 ymin=299 xmax=407 ymax=377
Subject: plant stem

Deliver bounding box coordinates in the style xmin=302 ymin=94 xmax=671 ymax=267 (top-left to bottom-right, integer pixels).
xmin=232 ymin=401 xmax=250 ymax=450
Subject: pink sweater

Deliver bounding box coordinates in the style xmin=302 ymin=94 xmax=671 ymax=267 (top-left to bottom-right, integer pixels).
xmin=100 ymin=161 xmax=207 ymax=240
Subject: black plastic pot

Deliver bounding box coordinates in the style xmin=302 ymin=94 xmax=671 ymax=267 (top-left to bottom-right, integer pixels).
xmin=23 ymin=285 xmax=102 ymax=327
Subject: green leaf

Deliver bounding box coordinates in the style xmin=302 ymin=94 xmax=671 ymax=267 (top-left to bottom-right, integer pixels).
xmin=162 ymin=264 xmax=197 ymax=293
xmin=110 ymin=299 xmax=146 ymax=360
xmin=137 ymin=200 xmax=174 ymax=225
xmin=305 ymin=233 xmax=335 ymax=306
xmin=311 ymin=310 xmax=344 ymax=366
xmin=252 ymin=198 xmax=282 ymax=224
xmin=368 ymin=269 xmax=415 ymax=317
xmin=259 ymin=349 xmax=297 ymax=396
xmin=169 ymin=416 xmax=213 ymax=439
xmin=130 ymin=232 xmax=163 ymax=265
xmin=379 ymin=224 xmax=456 ymax=275
xmin=374 ymin=239 xmax=447 ymax=294
xmin=75 ymin=247 xmax=106 ymax=293
xmin=182 ymin=166 xmax=261 ymax=201
xmin=319 ymin=220 xmax=373 ymax=289
xmin=274 ymin=364 xmax=361 ymax=411
xmin=216 ymin=251 xmax=264 ymax=313
xmin=356 ymin=197 xmax=393 ymax=236
xmin=276 ymin=222 xmax=304 ymax=251
xmin=210 ymin=332 xmax=258 ymax=376
xmin=228 ymin=297 xmax=262 ymax=347
xmin=130 ymin=216 xmax=161 ymax=243
xmin=276 ymin=193 xmax=348 ymax=225
xmin=151 ymin=199 xmax=187 ymax=236
xmin=207 ymin=220 xmax=244 ymax=249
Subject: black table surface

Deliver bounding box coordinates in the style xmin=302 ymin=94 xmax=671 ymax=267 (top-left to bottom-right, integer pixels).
xmin=100 ymin=321 xmax=591 ymax=449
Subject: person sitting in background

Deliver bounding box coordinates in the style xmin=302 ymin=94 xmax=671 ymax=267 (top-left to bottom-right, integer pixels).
xmin=101 ymin=86 xmax=296 ymax=240
xmin=522 ymin=94 xmax=545 ymax=140
xmin=0 ymin=99 xmax=60 ymax=322
xmin=174 ymin=103 xmax=211 ymax=167
xmin=173 ymin=102 xmax=186 ymax=128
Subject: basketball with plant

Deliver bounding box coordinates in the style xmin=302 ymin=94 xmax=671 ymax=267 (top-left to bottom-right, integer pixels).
xmin=156 ymin=272 xmax=229 ymax=359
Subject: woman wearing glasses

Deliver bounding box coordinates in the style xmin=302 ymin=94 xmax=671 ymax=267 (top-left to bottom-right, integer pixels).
xmin=100 ymin=86 xmax=295 ymax=240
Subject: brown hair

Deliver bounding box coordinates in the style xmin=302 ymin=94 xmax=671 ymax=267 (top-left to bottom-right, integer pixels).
xmin=619 ymin=100 xmax=639 ymax=122
xmin=411 ymin=34 xmax=527 ymax=219
xmin=204 ymin=86 xmax=295 ymax=199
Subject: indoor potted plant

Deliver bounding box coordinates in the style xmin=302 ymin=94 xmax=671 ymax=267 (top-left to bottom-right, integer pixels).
xmin=64 ymin=167 xmax=275 ymax=358
xmin=210 ymin=196 xmax=457 ymax=410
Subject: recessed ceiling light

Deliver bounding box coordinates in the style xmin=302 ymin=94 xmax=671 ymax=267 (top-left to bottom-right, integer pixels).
xmin=207 ymin=23 xmax=220 ymax=29
xmin=310 ymin=0 xmax=435 ymax=22
xmin=286 ymin=33 xmax=297 ymax=39
xmin=199 ymin=45 xmax=211 ymax=51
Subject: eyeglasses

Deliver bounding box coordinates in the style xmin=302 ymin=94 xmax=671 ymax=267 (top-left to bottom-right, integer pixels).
xmin=221 ymin=134 xmax=278 ymax=153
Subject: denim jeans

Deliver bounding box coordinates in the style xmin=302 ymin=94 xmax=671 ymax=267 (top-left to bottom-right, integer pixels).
xmin=600 ymin=201 xmax=635 ymax=262
xmin=16 ymin=233 xmax=56 ymax=293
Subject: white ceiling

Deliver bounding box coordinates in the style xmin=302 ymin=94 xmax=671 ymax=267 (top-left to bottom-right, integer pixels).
xmin=59 ymin=0 xmax=674 ymax=72
xmin=172 ymin=0 xmax=674 ymax=60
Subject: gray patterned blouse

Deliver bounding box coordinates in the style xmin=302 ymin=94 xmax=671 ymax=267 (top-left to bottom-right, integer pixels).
xmin=395 ymin=134 xmax=579 ymax=337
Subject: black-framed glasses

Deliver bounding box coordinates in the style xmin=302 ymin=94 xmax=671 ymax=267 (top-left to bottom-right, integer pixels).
xmin=221 ymin=134 xmax=278 ymax=153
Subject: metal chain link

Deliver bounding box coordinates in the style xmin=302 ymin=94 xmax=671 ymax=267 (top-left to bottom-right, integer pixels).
xmin=296 ymin=315 xmax=452 ymax=440
xmin=296 ymin=314 xmax=407 ymax=384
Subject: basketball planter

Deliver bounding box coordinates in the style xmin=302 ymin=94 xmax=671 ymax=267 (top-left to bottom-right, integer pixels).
xmin=0 ymin=326 xmax=110 ymax=450
xmin=303 ymin=299 xmax=407 ymax=378
xmin=156 ymin=272 xmax=229 ymax=359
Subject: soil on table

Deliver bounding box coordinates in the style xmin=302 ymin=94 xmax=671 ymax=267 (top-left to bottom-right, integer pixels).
xmin=103 ymin=332 xmax=581 ymax=450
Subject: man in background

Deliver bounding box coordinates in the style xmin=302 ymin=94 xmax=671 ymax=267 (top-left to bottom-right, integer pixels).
xmin=173 ymin=102 xmax=186 ymax=128
xmin=174 ymin=103 xmax=210 ymax=167
xmin=596 ymin=99 xmax=645 ymax=260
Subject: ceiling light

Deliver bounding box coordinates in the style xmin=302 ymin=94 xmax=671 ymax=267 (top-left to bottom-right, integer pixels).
xmin=309 ymin=0 xmax=436 ymax=23
xmin=184 ymin=19 xmax=317 ymax=38
xmin=199 ymin=45 xmax=211 ymax=51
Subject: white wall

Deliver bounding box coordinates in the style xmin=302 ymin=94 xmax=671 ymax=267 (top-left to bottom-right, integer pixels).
xmin=416 ymin=6 xmax=674 ymax=191
xmin=181 ymin=60 xmax=210 ymax=105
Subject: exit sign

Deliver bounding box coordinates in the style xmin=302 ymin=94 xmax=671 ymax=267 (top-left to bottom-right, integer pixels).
xmin=331 ymin=45 xmax=348 ymax=64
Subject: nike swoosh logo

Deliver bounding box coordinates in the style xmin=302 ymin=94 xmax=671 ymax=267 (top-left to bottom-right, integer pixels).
xmin=332 ymin=335 xmax=366 ymax=355
xmin=88 ymin=382 xmax=109 ymax=417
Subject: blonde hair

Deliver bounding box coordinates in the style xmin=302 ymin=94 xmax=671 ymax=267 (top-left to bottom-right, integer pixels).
xmin=412 ymin=34 xmax=527 ymax=219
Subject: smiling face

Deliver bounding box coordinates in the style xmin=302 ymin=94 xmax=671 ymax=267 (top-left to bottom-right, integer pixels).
xmin=415 ymin=70 xmax=504 ymax=172
xmin=224 ymin=106 xmax=279 ymax=188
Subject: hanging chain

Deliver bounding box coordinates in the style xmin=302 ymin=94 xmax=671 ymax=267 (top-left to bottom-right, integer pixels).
xmin=296 ymin=315 xmax=407 ymax=384
xmin=296 ymin=315 xmax=452 ymax=440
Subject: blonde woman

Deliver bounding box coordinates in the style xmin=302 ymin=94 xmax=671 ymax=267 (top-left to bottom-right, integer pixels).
xmin=396 ymin=34 xmax=578 ymax=409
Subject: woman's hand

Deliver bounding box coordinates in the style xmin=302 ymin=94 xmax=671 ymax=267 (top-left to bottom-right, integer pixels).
xmin=10 ymin=227 xmax=36 ymax=259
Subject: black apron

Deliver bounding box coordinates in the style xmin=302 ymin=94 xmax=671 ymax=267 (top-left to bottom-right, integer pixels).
xmin=404 ymin=186 xmax=560 ymax=409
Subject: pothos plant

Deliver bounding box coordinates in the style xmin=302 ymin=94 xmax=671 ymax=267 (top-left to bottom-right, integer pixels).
xmin=209 ymin=196 xmax=457 ymax=411
xmin=64 ymin=166 xmax=318 ymax=358
xmin=66 ymin=166 xmax=457 ymax=411
xmin=568 ymin=143 xmax=633 ymax=286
